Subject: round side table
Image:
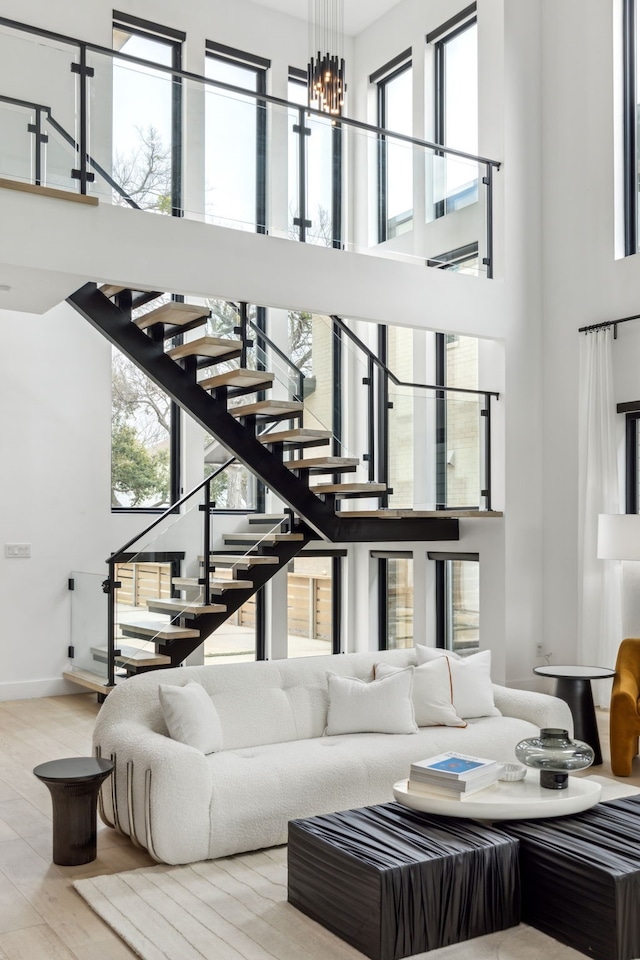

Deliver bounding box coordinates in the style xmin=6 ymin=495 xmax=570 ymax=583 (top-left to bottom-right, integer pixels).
xmin=533 ymin=665 xmax=615 ymax=766
xmin=33 ymin=756 xmax=114 ymax=866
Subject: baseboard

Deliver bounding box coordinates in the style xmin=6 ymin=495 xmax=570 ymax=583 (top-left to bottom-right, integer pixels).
xmin=0 ymin=677 xmax=84 ymax=701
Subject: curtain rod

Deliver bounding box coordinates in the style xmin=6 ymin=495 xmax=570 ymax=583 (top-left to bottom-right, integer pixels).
xmin=578 ymin=314 xmax=640 ymax=338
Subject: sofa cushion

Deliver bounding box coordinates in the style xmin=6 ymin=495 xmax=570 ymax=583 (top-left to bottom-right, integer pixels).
xmin=205 ymin=714 xmax=541 ymax=859
xmin=375 ymin=658 xmax=466 ymax=728
xmin=415 ymin=646 xmax=501 ymax=719
xmin=325 ymin=668 xmax=418 ymax=736
xmin=159 ymin=681 xmax=224 ymax=754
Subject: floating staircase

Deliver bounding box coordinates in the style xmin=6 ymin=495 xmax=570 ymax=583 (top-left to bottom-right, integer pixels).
xmin=64 ymin=281 xmax=467 ymax=693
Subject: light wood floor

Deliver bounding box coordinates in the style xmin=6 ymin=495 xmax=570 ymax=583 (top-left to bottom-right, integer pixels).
xmin=0 ymin=694 xmax=636 ymax=960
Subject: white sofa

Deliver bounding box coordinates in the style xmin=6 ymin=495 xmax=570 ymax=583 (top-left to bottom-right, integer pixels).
xmin=93 ymin=648 xmax=572 ymax=864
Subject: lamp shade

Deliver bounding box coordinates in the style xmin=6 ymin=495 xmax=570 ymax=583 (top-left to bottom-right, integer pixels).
xmin=597 ymin=513 xmax=640 ymax=560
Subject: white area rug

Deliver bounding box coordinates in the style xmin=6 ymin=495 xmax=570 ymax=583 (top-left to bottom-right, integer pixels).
xmin=74 ymin=844 xmax=588 ymax=960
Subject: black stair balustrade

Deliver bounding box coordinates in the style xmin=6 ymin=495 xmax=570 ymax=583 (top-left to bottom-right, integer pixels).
xmin=0 ymin=14 xmax=500 ymax=274
xmin=103 ymin=458 xmax=315 ymax=680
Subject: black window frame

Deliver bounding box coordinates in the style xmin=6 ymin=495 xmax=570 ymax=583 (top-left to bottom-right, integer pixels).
xmin=111 ymin=286 xmax=182 ymax=515
xmin=430 ymin=7 xmax=478 ymax=220
xmin=624 ymin=0 xmax=638 ymax=256
xmin=205 ymin=41 xmax=270 ymax=235
xmin=288 ymin=68 xmax=343 ymax=248
xmin=112 ymin=12 xmax=184 ymax=218
xmin=375 ymin=551 xmax=414 ymax=651
xmin=429 ymin=551 xmax=479 ymax=650
xmin=286 ymin=550 xmax=344 ymax=655
xmin=373 ymin=52 xmax=412 ymax=243
xmin=619 ymin=401 xmax=640 ymax=511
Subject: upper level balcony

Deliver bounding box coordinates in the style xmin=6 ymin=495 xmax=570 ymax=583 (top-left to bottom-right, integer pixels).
xmin=0 ymin=14 xmax=502 ymax=316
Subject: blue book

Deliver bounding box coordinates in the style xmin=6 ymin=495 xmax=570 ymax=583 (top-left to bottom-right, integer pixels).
xmin=410 ymin=752 xmax=498 ymax=782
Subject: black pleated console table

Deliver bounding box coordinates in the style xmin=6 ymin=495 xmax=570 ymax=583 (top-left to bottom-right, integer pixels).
xmin=288 ymin=802 xmax=520 ymax=960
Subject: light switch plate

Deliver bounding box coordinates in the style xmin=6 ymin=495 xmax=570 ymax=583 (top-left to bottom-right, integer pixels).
xmin=5 ymin=543 xmax=31 ymax=558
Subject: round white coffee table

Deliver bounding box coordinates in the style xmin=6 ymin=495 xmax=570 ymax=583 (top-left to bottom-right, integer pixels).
xmin=393 ymin=770 xmax=601 ymax=820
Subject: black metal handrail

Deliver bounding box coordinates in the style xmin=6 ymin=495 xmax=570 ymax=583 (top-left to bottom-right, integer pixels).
xmin=331 ymin=315 xmax=500 ymax=399
xmin=0 ymin=15 xmax=501 ymax=171
xmin=247 ymin=317 xmax=307 ymax=401
xmin=331 ymin=314 xmax=497 ymax=510
xmin=107 ymin=456 xmax=235 ymax=565
xmin=0 ymin=92 xmax=140 ymax=207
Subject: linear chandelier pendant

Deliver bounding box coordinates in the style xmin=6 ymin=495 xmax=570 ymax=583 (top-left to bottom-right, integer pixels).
xmin=307 ymin=0 xmax=346 ymax=116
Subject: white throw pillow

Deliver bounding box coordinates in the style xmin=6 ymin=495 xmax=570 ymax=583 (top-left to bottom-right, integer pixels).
xmin=414 ymin=645 xmax=501 ymax=719
xmin=159 ymin=682 xmax=224 ymax=754
xmin=325 ymin=668 xmax=418 ymax=736
xmin=375 ymin=659 xmax=466 ymax=728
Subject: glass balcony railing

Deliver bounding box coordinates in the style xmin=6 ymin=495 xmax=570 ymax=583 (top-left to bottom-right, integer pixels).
xmin=0 ymin=16 xmax=500 ymax=277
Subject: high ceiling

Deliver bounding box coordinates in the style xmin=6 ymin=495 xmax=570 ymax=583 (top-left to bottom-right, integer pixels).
xmin=249 ymin=0 xmax=404 ymax=36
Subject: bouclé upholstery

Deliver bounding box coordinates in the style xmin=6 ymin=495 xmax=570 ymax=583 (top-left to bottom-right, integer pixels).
xmin=93 ymin=649 xmax=572 ymax=864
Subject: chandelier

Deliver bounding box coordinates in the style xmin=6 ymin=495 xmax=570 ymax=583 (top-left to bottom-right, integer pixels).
xmin=307 ymin=0 xmax=346 ymax=116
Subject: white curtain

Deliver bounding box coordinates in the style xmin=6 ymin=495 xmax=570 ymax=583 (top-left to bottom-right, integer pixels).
xmin=578 ymin=328 xmax=622 ymax=706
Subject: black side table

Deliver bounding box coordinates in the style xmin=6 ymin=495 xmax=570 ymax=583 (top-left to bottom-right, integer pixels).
xmin=533 ymin=665 xmax=615 ymax=766
xmin=33 ymin=756 xmax=114 ymax=866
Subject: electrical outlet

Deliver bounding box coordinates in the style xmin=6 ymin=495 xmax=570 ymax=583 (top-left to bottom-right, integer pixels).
xmin=535 ymin=642 xmax=544 ymax=656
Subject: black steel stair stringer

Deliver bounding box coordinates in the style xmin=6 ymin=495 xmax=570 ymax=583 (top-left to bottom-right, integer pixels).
xmin=67 ymin=283 xmax=341 ymax=541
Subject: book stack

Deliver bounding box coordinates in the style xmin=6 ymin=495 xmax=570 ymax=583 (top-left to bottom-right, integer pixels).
xmin=408 ymin=752 xmax=504 ymax=799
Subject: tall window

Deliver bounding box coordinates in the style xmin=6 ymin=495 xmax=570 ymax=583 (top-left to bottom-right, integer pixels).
xmin=430 ymin=552 xmax=480 ymax=655
xmin=288 ymin=70 xmax=342 ymax=246
xmin=287 ymin=554 xmax=342 ymax=657
xmin=374 ymin=54 xmax=413 ymax=241
xmin=435 ymin=331 xmax=480 ymax=509
xmin=112 ymin=14 xmax=184 ymax=214
xmin=620 ymin=402 xmax=640 ymax=510
xmin=377 ymin=553 xmax=414 ymax=649
xmin=624 ymin=0 xmax=640 ymax=254
xmin=431 ymin=10 xmax=478 ymax=217
xmin=111 ymin=295 xmax=180 ymax=512
xmin=205 ymin=43 xmax=268 ymax=232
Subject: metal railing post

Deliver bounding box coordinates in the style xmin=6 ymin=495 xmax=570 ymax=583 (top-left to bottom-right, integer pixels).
xmin=70 ymin=43 xmax=95 ymax=195
xmin=203 ymin=479 xmax=212 ymax=606
xmin=104 ymin=560 xmax=119 ymax=688
xmin=27 ymin=106 xmax=48 ymax=186
xmin=483 ymin=162 xmax=494 ymax=279
xmin=482 ymin=394 xmax=492 ymax=511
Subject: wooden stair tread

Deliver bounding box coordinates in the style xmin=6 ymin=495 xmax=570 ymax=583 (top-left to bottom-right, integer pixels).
xmin=99 ymin=284 xmax=126 ymax=298
xmin=222 ymin=533 xmax=305 ymax=543
xmin=286 ymin=456 xmax=358 ymax=471
xmin=147 ymin=599 xmax=227 ymax=614
xmin=172 ymin=576 xmax=253 ymax=590
xmin=167 ymin=337 xmax=242 ymax=361
xmin=63 ymin=668 xmax=114 ymax=694
xmin=118 ymin=620 xmax=200 ymax=639
xmin=92 ymin=645 xmax=172 ymax=666
xmin=136 ymin=302 xmax=209 ymax=330
xmin=248 ymin=513 xmax=287 ymax=524
xmin=311 ymin=482 xmax=387 ymax=494
xmin=230 ymin=400 xmax=303 ymax=420
xmin=99 ymin=283 xmax=155 ymax=299
xmin=199 ymin=369 xmax=275 ymax=390
xmin=259 ymin=428 xmax=331 ymax=446
xmin=203 ymin=554 xmax=280 ymax=567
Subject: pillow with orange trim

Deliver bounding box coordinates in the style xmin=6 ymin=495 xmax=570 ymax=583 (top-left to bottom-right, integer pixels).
xmin=374 ymin=658 xmax=466 ymax=727
xmin=414 ymin=645 xmax=501 ymax=719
